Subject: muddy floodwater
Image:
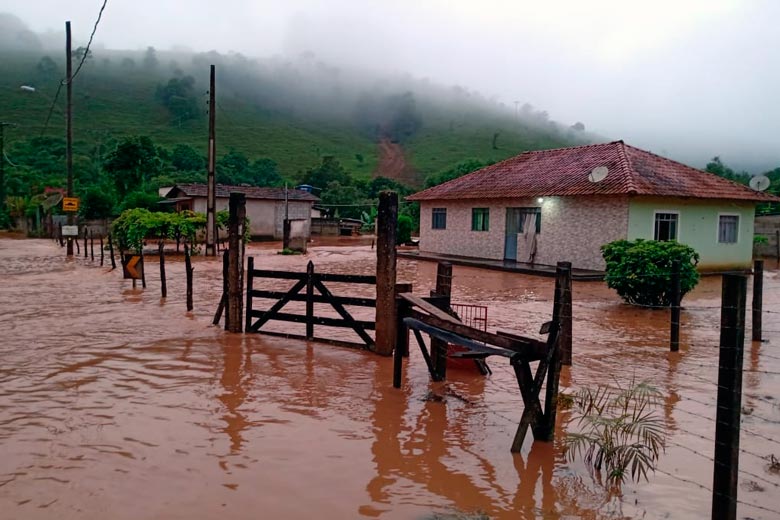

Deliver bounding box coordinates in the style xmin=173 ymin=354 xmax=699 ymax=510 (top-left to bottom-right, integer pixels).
xmin=1 ymin=237 xmax=779 ymax=519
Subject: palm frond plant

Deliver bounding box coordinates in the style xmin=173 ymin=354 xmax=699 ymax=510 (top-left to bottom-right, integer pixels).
xmin=564 ymin=378 xmax=666 ymax=488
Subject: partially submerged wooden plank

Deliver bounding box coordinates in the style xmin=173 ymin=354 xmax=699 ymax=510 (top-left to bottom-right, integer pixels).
xmin=410 ymin=310 xmax=546 ymax=359
xmin=403 ymin=318 xmax=515 ymax=359
xmin=251 ymin=269 xmax=307 ymax=280
xmin=256 ymin=330 xmax=370 ymax=350
xmin=400 ymin=293 xmax=461 ymax=325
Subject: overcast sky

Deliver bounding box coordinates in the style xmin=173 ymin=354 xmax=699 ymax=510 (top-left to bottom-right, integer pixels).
xmin=5 ymin=0 xmax=779 ymax=171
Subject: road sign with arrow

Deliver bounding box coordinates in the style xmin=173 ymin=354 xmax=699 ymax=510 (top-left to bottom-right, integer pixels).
xmin=122 ymin=254 xmax=144 ymax=280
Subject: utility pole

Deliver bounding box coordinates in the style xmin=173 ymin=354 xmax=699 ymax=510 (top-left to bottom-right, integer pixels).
xmin=205 ymin=64 xmax=217 ymax=256
xmin=0 ymin=122 xmax=16 ymax=219
xmin=65 ymin=21 xmax=74 ymax=257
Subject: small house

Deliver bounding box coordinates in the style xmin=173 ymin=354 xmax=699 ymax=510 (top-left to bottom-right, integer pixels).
xmin=163 ymin=183 xmax=319 ymax=240
xmin=407 ymin=141 xmax=779 ymax=272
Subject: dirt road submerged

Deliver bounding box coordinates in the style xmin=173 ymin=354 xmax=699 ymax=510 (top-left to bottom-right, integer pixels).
xmin=1 ymin=238 xmax=779 ymax=519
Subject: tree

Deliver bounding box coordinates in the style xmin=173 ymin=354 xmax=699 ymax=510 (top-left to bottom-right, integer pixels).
xmin=248 ymin=158 xmax=282 ymax=186
xmin=171 ymin=144 xmax=204 ymax=171
xmin=301 ymin=156 xmax=351 ymax=189
xmin=104 ymin=136 xmax=161 ymax=199
xmin=217 ymin=150 xmax=250 ymax=184
xmin=155 ymin=76 xmax=200 ymax=123
xmin=601 ymin=239 xmax=700 ymax=307
xmin=35 ymin=56 xmax=58 ymax=78
xmin=571 ymin=122 xmax=585 ymax=131
xmin=73 ymin=46 xmax=93 ymax=64
xmin=143 ymin=46 xmax=158 ymax=69
xmin=705 ymin=157 xmax=750 ymax=185
xmin=80 ymin=186 xmax=116 ymax=219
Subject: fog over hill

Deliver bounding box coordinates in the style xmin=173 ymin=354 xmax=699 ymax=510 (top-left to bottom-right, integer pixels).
xmin=3 ymin=0 xmax=780 ymax=173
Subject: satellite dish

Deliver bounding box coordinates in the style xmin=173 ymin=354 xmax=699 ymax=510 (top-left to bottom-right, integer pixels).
xmin=588 ymin=166 xmax=609 ymax=183
xmin=749 ymin=175 xmax=771 ymax=192
xmin=42 ymin=192 xmax=64 ymax=211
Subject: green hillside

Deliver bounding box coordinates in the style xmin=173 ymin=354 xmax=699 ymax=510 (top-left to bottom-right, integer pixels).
xmin=0 ymin=46 xmax=591 ymax=226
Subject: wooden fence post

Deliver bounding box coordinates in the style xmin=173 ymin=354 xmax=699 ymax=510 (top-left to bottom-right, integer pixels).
xmin=84 ymin=228 xmax=88 ymax=258
xmin=375 ymin=191 xmax=398 ymax=356
xmin=226 ymin=192 xmax=245 ymax=333
xmin=670 ymin=260 xmax=681 ymax=352
xmin=58 ymin=223 xmax=64 ymax=247
xmin=184 ymin=242 xmax=193 ymax=311
xmin=752 ymin=260 xmax=763 ymax=342
xmin=711 ymin=273 xmax=746 ymax=520
xmin=776 ymin=229 xmax=779 ymax=260
xmin=159 ymin=240 xmax=167 ymax=298
xmin=100 ymin=234 xmax=104 ymax=266
xmin=539 ymin=262 xmax=567 ymax=439
xmin=214 ymin=249 xmax=228 ymax=327
xmin=430 ymin=262 xmax=452 ymax=381
xmin=140 ymin=248 xmax=147 ymax=288
xmin=306 ymin=261 xmax=315 ymax=339
xmin=108 ymin=233 xmax=116 ymax=269
xmin=90 ymin=230 xmax=94 ymax=261
xmin=558 ymin=261 xmax=573 ymax=365
xmin=244 ymin=256 xmax=254 ymax=332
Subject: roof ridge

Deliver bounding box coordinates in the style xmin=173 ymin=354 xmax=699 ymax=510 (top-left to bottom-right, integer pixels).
xmin=615 ymin=141 xmax=638 ymax=194
xmin=521 ymin=140 xmax=622 ymax=155
xmin=622 ymin=143 xmax=769 ymax=197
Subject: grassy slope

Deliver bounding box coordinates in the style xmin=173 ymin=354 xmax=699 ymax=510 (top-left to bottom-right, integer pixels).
xmin=1 ymin=51 xmax=580 ymax=186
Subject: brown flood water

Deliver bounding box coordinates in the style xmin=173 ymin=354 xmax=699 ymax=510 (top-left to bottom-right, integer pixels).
xmin=1 ymin=237 xmax=779 ymax=519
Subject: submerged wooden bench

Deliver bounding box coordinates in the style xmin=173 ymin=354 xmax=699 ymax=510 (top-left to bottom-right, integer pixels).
xmin=394 ymin=292 xmax=563 ymax=452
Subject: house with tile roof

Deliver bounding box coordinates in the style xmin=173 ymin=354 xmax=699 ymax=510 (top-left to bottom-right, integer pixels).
xmin=407 ymin=141 xmax=779 ymax=272
xmin=163 ymin=183 xmax=319 ymax=240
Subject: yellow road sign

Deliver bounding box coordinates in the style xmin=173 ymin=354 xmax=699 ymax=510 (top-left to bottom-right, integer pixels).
xmin=123 ymin=254 xmax=144 ymax=280
xmin=62 ymin=197 xmax=80 ymax=212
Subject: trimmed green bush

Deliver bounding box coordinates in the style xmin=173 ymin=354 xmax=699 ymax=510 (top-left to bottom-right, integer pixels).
xmin=397 ymin=214 xmax=413 ymax=245
xmin=601 ymin=239 xmax=700 ymax=307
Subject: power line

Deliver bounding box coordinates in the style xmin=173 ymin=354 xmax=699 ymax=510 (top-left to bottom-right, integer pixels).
xmin=68 ymin=0 xmax=109 ymax=83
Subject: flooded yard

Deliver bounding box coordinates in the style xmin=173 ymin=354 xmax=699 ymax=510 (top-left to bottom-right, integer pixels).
xmin=1 ymin=237 xmax=779 ymax=519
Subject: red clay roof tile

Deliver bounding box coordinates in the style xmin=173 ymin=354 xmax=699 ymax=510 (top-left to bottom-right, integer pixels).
xmin=407 ymin=141 xmax=780 ymax=203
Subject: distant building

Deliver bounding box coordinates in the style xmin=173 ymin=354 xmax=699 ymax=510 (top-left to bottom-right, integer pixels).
xmin=163 ymin=183 xmax=319 ymax=240
xmin=407 ymin=141 xmax=780 ymax=272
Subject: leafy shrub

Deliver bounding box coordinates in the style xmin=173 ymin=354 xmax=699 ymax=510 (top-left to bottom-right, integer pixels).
xmin=397 ymin=214 xmax=413 ymax=245
xmin=754 ymin=235 xmax=769 ymax=245
xmin=601 ymin=239 xmax=699 ymax=307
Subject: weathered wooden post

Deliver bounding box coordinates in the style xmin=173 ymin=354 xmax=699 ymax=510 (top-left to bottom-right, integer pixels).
xmin=226 ymin=192 xmax=246 ymax=333
xmin=99 ymin=234 xmax=104 ymax=266
xmin=159 ymin=240 xmax=167 ymax=298
xmin=140 ymin=248 xmax=147 ymax=288
xmin=430 ymin=262 xmax=452 ymax=380
xmin=283 ymin=219 xmax=291 ymax=251
xmin=83 ymin=227 xmax=88 ymax=258
xmin=558 ymin=261 xmax=573 ymax=365
xmin=184 ymin=242 xmax=193 ymax=311
xmin=75 ymin=234 xmax=80 ymax=255
xmin=306 ymin=261 xmax=315 ymax=339
xmin=244 ymin=256 xmax=254 ymax=332
xmin=776 ymin=230 xmax=780 ymax=260
xmin=375 ymin=191 xmax=398 ymax=356
xmin=108 ymin=233 xmax=116 ymax=269
xmin=58 ymin=223 xmax=64 ymax=247
xmin=213 ymin=250 xmax=229 ymax=326
xmin=540 ymin=262 xmax=568 ymax=440
xmin=670 ymin=260 xmax=681 ymax=352
xmin=90 ymin=230 xmax=94 ymax=261
xmin=711 ymin=273 xmax=747 ymax=520
xmin=752 ymin=260 xmax=763 ymax=342
xmin=393 ymin=282 xmax=413 ymax=388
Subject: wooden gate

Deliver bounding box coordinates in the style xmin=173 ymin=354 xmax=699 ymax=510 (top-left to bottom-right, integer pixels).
xmin=244 ymin=258 xmax=377 ymax=349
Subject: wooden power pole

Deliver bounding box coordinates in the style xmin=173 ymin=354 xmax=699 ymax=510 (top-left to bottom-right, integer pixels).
xmin=205 ymin=64 xmax=217 ymax=256
xmin=65 ymin=21 xmax=74 ymax=257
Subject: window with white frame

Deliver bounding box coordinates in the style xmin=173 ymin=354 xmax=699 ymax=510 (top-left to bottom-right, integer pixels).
xmin=718 ymin=215 xmax=739 ymax=244
xmin=654 ymin=212 xmax=678 ymax=241
xmin=431 ymin=208 xmax=447 ymax=229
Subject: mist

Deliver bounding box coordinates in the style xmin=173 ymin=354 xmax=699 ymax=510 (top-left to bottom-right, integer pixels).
xmin=3 ymin=0 xmax=779 ymax=172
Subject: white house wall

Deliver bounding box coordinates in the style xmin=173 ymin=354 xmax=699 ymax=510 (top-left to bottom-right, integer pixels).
xmin=418 ymin=196 xmax=630 ymax=271
xmin=192 ymin=197 xmax=311 ymax=239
